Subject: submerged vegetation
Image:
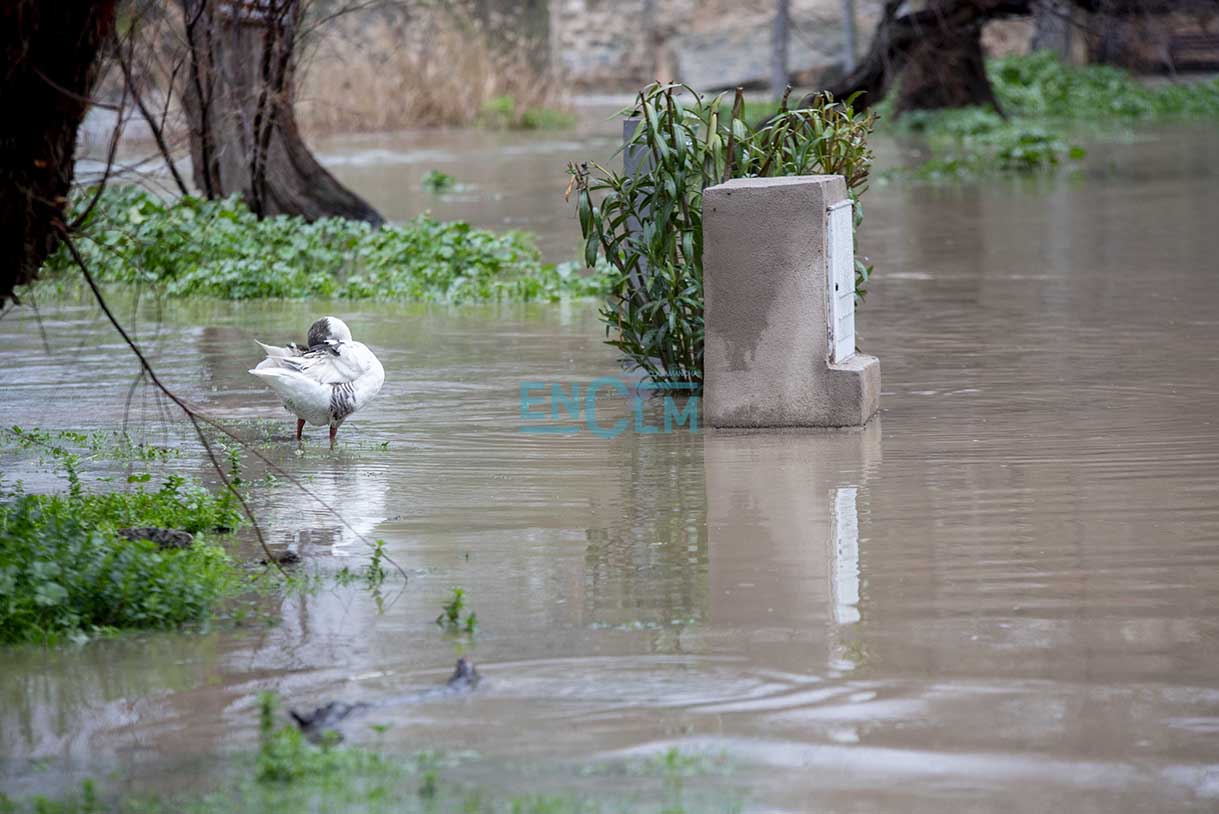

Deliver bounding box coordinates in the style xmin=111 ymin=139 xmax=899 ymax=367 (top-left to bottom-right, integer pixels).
xmin=41 ymin=188 xmax=605 ymax=304
xmin=570 ymin=83 xmax=875 ymax=388
xmin=0 ymin=697 xmax=737 ymax=813
xmin=436 ymin=587 xmax=478 ymax=634
xmin=331 ymin=540 xmax=391 ymax=590
xmin=0 ymin=427 xmax=412 ymax=646
xmin=989 ymin=51 xmax=1219 ymax=121
xmin=2 ymin=426 xmax=181 ymax=464
xmin=895 ymin=107 xmax=1087 ymax=178
xmin=256 ymin=692 xmax=363 ymax=782
xmin=0 ymin=430 xmax=246 ymax=645
xmin=421 ymin=169 xmax=456 ymax=194
xmin=480 ymin=94 xmax=576 ymax=131
xmin=887 ymin=53 xmax=1219 ymax=178
xmin=0 ymin=491 xmax=240 ymax=645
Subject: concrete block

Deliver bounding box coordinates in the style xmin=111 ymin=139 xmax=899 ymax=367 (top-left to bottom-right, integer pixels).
xmin=703 ymin=175 xmax=880 ymax=428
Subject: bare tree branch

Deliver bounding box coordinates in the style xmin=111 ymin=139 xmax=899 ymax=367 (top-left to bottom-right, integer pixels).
xmin=53 ymin=220 xmax=411 ymax=580
xmin=70 ymin=54 xmax=131 ymax=231
xmin=116 ymin=30 xmax=192 ymax=196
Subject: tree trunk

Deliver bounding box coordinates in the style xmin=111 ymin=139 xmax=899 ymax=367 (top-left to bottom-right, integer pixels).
xmin=893 ymin=11 xmax=1002 ymax=116
xmin=841 ymin=0 xmax=858 ymax=72
xmin=180 ymin=0 xmax=382 ymax=226
xmin=0 ymin=1 xmax=117 ymax=305
xmin=1032 ymin=0 xmax=1074 ymax=58
xmin=790 ymin=0 xmax=1031 ymax=116
xmin=804 ymin=0 xmax=1212 ymax=116
xmin=771 ymin=0 xmax=790 ymax=100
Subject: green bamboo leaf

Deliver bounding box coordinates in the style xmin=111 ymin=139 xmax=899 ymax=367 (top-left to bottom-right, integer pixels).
xmin=565 ymin=78 xmax=874 ymax=391
xmin=584 ymin=232 xmax=599 ymax=268
xmin=577 ymin=191 xmax=592 ymax=237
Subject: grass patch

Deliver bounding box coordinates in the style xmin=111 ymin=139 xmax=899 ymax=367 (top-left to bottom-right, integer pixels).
xmin=480 ymin=94 xmax=576 ymax=130
xmin=896 ymin=106 xmax=1086 ymax=177
xmin=436 ymin=587 xmax=477 ymax=634
xmin=330 ymin=540 xmax=391 ymax=591
xmin=39 ymin=188 xmax=607 ymax=304
xmin=3 ymin=426 xmax=181 ymax=464
xmin=0 ymin=485 xmax=244 ymax=646
xmin=990 ymin=51 xmax=1219 ymax=120
xmin=0 ymin=427 xmax=250 ymax=645
xmin=882 ymin=53 xmax=1219 ymax=179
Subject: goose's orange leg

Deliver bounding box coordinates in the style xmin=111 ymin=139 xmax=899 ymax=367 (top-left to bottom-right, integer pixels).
xmin=296 ymin=418 xmax=305 ymax=442
xmin=329 ymin=423 xmax=338 ymax=449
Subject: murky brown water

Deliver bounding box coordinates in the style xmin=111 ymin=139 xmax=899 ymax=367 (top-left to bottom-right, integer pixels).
xmin=3 ymin=123 xmax=1219 ymax=811
xmin=309 ymin=103 xmax=624 ymax=261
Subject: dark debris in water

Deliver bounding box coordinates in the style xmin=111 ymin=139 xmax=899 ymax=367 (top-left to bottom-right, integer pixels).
xmin=118 ymin=527 xmax=193 ymax=550
xmin=260 ymin=550 xmax=303 ymax=566
xmin=290 ymin=659 xmax=481 ymax=743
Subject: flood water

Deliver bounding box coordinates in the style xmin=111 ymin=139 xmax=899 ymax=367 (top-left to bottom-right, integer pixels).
xmin=3 ymin=122 xmax=1219 ymax=811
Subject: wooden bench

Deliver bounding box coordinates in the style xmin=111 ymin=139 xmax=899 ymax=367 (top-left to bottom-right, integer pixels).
xmin=1169 ymin=32 xmax=1219 ymax=70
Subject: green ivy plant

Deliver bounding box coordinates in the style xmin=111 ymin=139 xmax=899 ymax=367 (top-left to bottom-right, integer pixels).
xmin=568 ymin=83 xmax=875 ymax=389
xmin=40 ymin=187 xmax=607 ymax=304
xmin=990 ymin=51 xmax=1219 ymax=120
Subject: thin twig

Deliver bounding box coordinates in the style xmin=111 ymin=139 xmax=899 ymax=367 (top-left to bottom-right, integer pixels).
xmin=23 ymin=289 xmax=54 ymax=358
xmin=184 ymin=0 xmax=219 ymax=198
xmin=54 ymin=219 xmax=285 ymax=575
xmin=71 ymin=55 xmax=131 ymax=231
xmin=50 ymin=218 xmax=409 ymax=581
xmin=32 ymin=67 xmax=122 ymax=111
xmin=116 ymin=33 xmax=190 ymax=196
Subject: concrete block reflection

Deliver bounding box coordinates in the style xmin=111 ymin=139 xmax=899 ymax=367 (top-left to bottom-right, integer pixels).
xmin=704 ymin=423 xmax=880 ymax=645
xmin=831 ymin=486 xmax=860 ymax=625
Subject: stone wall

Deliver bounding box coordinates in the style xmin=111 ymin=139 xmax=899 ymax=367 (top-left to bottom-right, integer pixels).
xmin=319 ymin=1 xmax=1214 ymax=100
xmin=550 ymin=0 xmax=886 ymax=91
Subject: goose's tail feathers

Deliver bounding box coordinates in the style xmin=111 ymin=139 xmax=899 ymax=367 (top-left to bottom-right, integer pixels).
xmin=256 ymin=340 xmax=295 ymax=358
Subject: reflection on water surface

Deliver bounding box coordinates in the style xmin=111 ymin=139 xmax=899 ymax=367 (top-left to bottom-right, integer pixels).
xmin=2 ymin=124 xmax=1218 ymax=811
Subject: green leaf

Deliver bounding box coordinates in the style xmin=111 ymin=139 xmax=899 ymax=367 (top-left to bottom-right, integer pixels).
xmin=584 ymin=232 xmax=599 ymax=269
xmin=565 ymin=81 xmax=876 ymax=390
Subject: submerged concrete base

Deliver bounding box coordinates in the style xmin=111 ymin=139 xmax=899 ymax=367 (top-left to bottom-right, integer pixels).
xmin=703 ymin=175 xmax=880 ymax=428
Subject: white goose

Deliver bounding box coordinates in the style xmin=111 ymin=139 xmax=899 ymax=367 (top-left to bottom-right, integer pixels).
xmin=250 ymin=317 xmax=384 ymax=447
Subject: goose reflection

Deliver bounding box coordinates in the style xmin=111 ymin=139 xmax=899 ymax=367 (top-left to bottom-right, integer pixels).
xmin=261 ymin=457 xmax=390 ymax=557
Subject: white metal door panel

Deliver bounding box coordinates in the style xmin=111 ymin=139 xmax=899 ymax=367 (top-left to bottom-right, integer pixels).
xmin=826 ymin=201 xmax=855 ymax=363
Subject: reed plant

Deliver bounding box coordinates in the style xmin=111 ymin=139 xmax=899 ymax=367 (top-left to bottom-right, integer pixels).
xmin=568 ymin=84 xmax=875 ymax=388
xmin=106 ymin=3 xmax=569 ymax=141
xmin=297 ymin=11 xmax=568 ymax=134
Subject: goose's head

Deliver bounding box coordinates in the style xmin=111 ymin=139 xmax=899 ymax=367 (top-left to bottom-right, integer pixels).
xmin=307 ymin=316 xmax=353 ymax=347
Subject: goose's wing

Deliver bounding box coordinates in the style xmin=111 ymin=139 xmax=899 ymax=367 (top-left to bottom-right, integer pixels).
xmin=256 ymin=340 xmax=308 ymax=358
xmin=272 ymin=340 xmax=373 ymax=385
